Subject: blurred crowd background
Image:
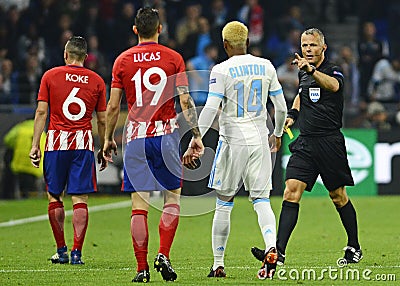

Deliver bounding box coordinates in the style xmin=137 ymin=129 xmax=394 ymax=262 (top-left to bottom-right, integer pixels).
xmin=1 ymin=0 xmax=400 ymax=126
xmin=1 ymin=0 xmax=400 ymax=198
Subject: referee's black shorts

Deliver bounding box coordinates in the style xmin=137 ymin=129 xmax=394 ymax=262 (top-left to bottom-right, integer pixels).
xmin=285 ymin=132 xmax=354 ymax=192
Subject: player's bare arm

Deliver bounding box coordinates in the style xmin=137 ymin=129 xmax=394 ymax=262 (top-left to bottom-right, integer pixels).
xmin=178 ymin=85 xmax=204 ymax=167
xmin=96 ymin=110 xmax=107 ymax=171
xmin=178 ymin=86 xmax=201 ymax=138
xmin=269 ymin=135 xmax=282 ymax=153
xmin=103 ymin=87 xmax=121 ymax=162
xmin=29 ymin=100 xmax=48 ymax=168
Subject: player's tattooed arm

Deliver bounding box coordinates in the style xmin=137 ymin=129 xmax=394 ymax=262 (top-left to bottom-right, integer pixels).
xmin=178 ymin=85 xmax=201 ymax=138
xmin=178 ymin=85 xmax=205 ymax=164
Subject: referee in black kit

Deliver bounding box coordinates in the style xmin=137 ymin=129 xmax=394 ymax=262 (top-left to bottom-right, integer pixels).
xmin=252 ymin=28 xmax=362 ymax=265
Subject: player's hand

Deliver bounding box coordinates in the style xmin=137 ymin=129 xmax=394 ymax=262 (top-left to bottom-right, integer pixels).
xmin=182 ymin=137 xmax=204 ymax=169
xmin=97 ymin=149 xmax=108 ymax=171
xmin=29 ymin=147 xmax=41 ymax=168
xmin=103 ymin=139 xmax=118 ymax=163
xmin=269 ymin=135 xmax=282 ymax=153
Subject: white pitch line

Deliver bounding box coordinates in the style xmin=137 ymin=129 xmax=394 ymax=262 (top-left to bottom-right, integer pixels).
xmin=0 ymin=201 xmax=131 ymax=228
xmin=1 ymin=265 xmax=399 ymax=273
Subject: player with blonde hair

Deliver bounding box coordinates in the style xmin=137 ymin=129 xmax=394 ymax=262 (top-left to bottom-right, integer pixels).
xmin=189 ymin=20 xmax=287 ymax=279
xmin=222 ymin=21 xmax=248 ymax=47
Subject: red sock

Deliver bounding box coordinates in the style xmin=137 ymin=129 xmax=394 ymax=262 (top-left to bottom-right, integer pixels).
xmin=48 ymin=201 xmax=66 ymax=249
xmin=131 ymin=210 xmax=149 ymax=271
xmin=158 ymin=204 xmax=180 ymax=258
xmin=72 ymin=203 xmax=88 ymax=251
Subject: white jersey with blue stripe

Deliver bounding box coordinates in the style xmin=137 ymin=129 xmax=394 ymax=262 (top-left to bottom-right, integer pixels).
xmin=207 ymin=54 xmax=284 ymax=145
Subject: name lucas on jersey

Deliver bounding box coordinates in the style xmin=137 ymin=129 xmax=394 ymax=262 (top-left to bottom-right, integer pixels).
xmin=133 ymin=52 xmax=161 ymax=62
xmin=66 ymin=73 xmax=89 ymax=84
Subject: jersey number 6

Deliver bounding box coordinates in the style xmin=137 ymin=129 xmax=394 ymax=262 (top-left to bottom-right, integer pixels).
xmin=62 ymin=87 xmax=86 ymax=121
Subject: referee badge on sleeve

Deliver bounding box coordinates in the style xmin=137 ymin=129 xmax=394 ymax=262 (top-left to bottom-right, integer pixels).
xmin=309 ymin=87 xmax=320 ymax=102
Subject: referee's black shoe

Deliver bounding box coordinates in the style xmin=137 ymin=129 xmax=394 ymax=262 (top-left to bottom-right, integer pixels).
xmin=343 ymin=246 xmax=363 ymax=263
xmin=251 ymin=246 xmax=285 ymax=265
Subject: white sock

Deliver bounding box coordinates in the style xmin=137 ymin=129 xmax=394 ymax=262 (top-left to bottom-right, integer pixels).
xmin=212 ymin=198 xmax=233 ymax=270
xmin=253 ymin=198 xmax=276 ymax=251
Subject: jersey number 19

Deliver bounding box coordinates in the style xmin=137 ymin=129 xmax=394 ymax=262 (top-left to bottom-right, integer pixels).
xmin=131 ymin=67 xmax=167 ymax=107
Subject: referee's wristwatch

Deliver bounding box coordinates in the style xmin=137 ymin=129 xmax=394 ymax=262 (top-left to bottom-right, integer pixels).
xmin=306 ymin=65 xmax=316 ymax=75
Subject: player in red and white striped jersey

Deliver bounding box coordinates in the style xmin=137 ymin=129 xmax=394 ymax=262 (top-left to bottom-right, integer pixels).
xmin=29 ymin=36 xmax=107 ymax=265
xmin=103 ymin=7 xmax=203 ymax=282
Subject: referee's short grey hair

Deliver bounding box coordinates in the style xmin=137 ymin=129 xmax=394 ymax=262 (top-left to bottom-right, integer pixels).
xmin=302 ymin=28 xmax=325 ymax=45
xmin=222 ymin=21 xmax=248 ymax=48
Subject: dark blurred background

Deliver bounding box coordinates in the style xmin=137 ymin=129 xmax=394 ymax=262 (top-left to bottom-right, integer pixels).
xmin=1 ymin=0 xmax=399 ymax=199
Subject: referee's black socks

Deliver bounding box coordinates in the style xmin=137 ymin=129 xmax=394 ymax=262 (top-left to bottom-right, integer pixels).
xmin=336 ymin=200 xmax=360 ymax=250
xmin=277 ymin=200 xmax=300 ymax=255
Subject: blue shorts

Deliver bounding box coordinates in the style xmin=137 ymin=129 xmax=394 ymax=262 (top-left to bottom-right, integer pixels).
xmin=123 ymin=131 xmax=182 ymax=192
xmin=44 ymin=150 xmax=97 ymax=195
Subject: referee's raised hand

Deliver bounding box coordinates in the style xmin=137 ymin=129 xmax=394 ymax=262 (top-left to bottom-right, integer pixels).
xmin=292 ymin=53 xmax=312 ymax=73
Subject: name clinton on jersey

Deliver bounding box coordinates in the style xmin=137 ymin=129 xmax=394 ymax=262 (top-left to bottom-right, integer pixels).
xmin=133 ymin=52 xmax=161 ymax=62
xmin=229 ymin=64 xmax=266 ymax=79
xmin=46 ymin=130 xmax=94 ymax=151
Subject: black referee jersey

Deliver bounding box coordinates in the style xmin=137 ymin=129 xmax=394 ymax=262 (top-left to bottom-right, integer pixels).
xmin=297 ymin=58 xmax=345 ymax=136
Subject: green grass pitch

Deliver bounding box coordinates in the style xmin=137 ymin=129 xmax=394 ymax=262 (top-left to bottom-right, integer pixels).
xmin=0 ymin=194 xmax=399 ymax=285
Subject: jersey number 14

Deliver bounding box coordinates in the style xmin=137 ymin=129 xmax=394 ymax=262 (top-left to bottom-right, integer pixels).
xmin=235 ymin=79 xmax=263 ymax=117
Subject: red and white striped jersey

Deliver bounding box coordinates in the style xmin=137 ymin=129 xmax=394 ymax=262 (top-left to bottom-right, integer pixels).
xmin=111 ymin=42 xmax=187 ymax=140
xmin=37 ymin=65 xmax=107 ymax=151
xmin=125 ymin=118 xmax=178 ymax=142
xmin=45 ymin=130 xmax=94 ymax=151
